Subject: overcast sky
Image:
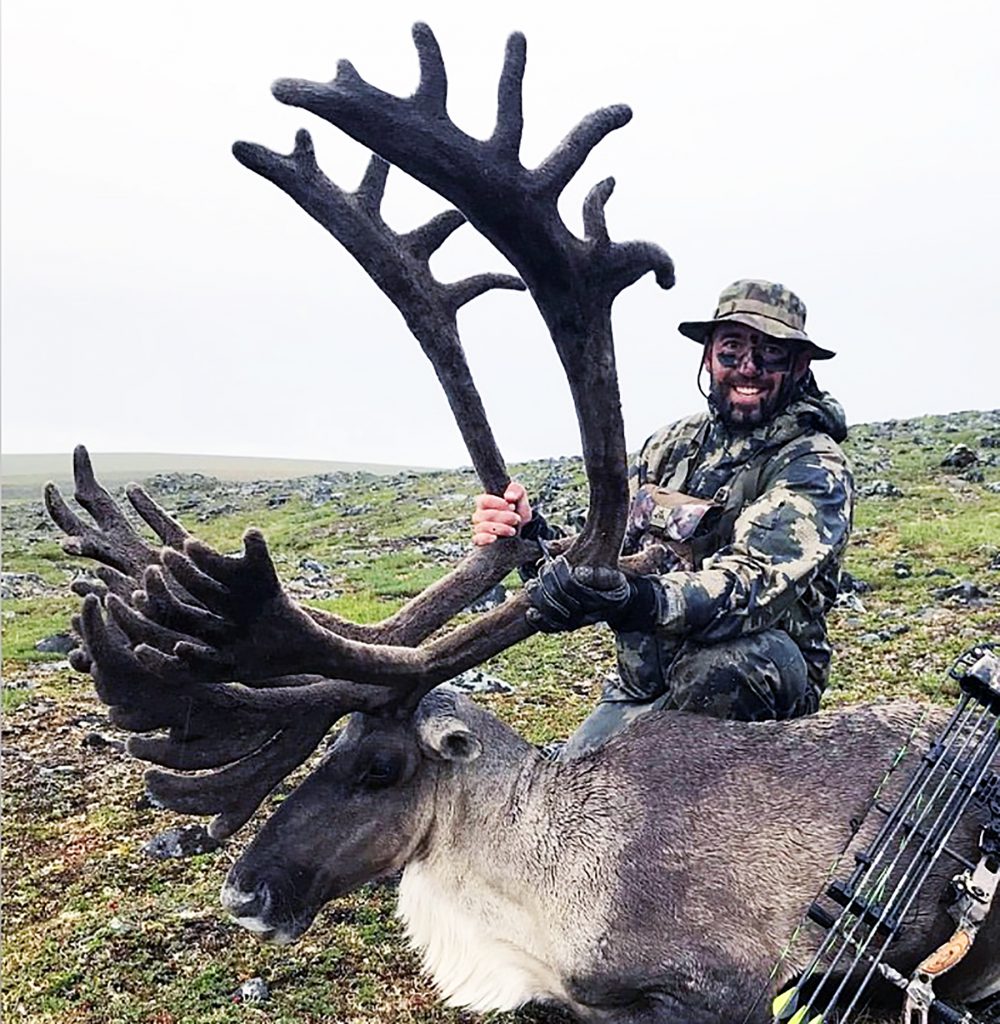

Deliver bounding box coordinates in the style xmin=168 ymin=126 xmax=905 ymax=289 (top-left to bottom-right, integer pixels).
xmin=3 ymin=1 xmax=998 ymax=469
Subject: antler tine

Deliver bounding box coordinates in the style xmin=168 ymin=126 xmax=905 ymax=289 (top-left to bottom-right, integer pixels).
xmin=354 ymin=146 xmax=389 ymax=216
xmin=232 ymin=135 xmax=524 ymax=497
xmin=46 ymin=445 xmax=197 ymax=606
xmin=490 ymin=31 xmax=525 ymax=157
xmin=535 ymin=106 xmax=633 ymax=199
xmin=412 ymin=21 xmax=447 ymax=115
xmin=145 ymin=716 xmax=336 ymax=840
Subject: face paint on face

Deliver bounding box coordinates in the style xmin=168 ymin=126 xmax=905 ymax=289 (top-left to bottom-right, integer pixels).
xmin=705 ymin=326 xmax=805 ymax=429
xmin=713 ymin=336 xmax=794 ymax=374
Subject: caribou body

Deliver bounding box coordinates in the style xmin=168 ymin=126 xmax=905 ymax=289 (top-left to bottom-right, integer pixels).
xmin=221 ymin=689 xmax=1000 ymax=1021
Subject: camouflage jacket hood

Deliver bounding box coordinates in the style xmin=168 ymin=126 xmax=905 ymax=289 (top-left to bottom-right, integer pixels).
xmin=619 ymin=378 xmax=854 ymax=698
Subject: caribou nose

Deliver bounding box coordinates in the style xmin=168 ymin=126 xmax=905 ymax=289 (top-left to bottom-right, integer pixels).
xmin=220 ymin=878 xmax=272 ymax=928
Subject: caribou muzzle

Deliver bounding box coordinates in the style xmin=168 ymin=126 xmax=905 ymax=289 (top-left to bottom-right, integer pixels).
xmin=221 ymin=869 xmax=320 ymax=945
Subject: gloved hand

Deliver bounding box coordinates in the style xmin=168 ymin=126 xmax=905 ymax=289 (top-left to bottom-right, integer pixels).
xmin=524 ymin=556 xmax=660 ymax=633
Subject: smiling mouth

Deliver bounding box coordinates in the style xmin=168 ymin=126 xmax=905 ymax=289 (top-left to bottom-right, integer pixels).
xmin=732 ymin=385 xmax=766 ymax=398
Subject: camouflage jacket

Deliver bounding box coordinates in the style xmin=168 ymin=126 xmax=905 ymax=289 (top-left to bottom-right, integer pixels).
xmin=617 ymin=380 xmax=853 ymax=697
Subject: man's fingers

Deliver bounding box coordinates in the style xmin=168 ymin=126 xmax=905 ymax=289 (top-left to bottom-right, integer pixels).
xmin=472 ymin=520 xmax=517 ymax=539
xmin=472 ymin=508 xmax=520 ymax=529
xmin=475 ymin=493 xmax=516 ymax=513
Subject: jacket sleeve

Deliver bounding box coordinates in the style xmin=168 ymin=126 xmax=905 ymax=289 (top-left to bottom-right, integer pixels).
xmin=650 ymin=439 xmax=853 ymax=641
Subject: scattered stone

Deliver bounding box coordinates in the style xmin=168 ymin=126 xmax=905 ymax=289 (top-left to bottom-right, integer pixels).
xmin=40 ymin=764 xmax=82 ymax=776
xmin=82 ymin=731 xmax=126 ymax=753
xmin=925 ymin=567 xmax=954 ymax=578
xmin=986 ymin=482 xmax=1000 ymax=494
xmin=834 ymin=592 xmax=866 ymax=613
xmin=34 ymin=633 xmax=77 ymax=654
xmin=232 ymin=977 xmax=270 ymax=1004
xmin=449 ymin=669 xmax=514 ymax=695
xmin=990 ymin=553 xmax=1000 ymax=571
xmin=980 ymin=435 xmax=1000 ymax=448
xmin=858 ymin=480 xmax=904 ymax=499
xmin=963 ymin=468 xmax=985 ymax=483
xmin=893 ymin=562 xmax=912 ymax=579
xmin=838 ymin=571 xmax=871 ymax=594
xmin=141 ymin=824 xmax=221 ymax=860
xmin=940 ymin=444 xmax=978 ymax=469
xmin=1 ymin=572 xmax=54 ymax=599
xmin=465 ymin=583 xmax=507 ymax=613
xmin=859 ymin=632 xmax=887 ymax=644
xmin=538 ymin=740 xmax=566 ymax=761
xmin=933 ymin=581 xmax=993 ymax=605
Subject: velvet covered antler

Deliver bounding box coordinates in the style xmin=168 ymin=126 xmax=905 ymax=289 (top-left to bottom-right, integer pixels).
xmin=55 ymin=24 xmax=675 ymax=837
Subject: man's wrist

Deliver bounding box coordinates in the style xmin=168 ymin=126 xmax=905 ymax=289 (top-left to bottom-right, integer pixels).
xmin=519 ymin=512 xmax=552 ymax=543
xmin=611 ymin=576 xmax=685 ymax=634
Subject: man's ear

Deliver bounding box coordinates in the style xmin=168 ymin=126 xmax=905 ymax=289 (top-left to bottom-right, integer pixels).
xmin=793 ymin=350 xmax=812 ymax=380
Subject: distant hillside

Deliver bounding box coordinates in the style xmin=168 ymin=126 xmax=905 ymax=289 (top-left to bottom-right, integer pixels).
xmin=0 ymin=452 xmax=440 ymax=500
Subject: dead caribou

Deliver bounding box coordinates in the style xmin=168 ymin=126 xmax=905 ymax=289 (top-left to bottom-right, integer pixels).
xmin=48 ymin=25 xmax=999 ymax=1023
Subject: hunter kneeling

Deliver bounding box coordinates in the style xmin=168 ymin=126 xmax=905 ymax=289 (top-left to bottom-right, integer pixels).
xmin=472 ymin=279 xmax=853 ymax=757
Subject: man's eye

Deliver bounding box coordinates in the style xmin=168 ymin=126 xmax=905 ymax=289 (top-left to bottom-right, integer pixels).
xmin=762 ymin=345 xmax=787 ymax=359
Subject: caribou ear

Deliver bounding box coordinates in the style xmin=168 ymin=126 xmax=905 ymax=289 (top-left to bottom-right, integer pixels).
xmin=416 ymin=714 xmax=483 ymax=763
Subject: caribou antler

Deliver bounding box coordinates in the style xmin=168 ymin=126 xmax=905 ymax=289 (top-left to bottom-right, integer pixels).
xmin=59 ymin=24 xmax=675 ymax=837
xmin=122 ymin=23 xmax=675 ymax=686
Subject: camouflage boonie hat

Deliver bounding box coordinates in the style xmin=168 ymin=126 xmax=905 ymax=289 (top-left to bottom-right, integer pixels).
xmin=678 ymin=279 xmax=835 ymax=360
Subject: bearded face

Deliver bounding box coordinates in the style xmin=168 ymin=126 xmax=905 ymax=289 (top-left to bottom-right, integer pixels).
xmin=704 ymin=324 xmax=810 ymax=428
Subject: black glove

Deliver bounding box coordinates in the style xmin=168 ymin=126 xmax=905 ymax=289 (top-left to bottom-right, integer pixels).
xmin=524 ymin=556 xmax=660 ymax=633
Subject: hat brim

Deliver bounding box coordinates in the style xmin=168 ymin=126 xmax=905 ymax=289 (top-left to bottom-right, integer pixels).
xmin=678 ymin=312 xmax=835 ymax=360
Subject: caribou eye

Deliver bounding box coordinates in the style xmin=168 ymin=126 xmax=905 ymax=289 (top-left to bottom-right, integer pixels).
xmin=362 ymin=752 xmax=402 ymax=788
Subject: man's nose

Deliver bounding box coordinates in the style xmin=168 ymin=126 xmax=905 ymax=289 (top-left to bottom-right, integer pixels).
xmin=736 ymin=349 xmax=763 ymax=375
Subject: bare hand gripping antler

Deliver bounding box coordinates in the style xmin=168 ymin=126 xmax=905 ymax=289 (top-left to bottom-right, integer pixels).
xmin=57 ymin=24 xmax=675 ymax=837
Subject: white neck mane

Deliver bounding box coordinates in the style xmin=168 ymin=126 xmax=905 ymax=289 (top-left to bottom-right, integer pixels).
xmin=396 ymin=856 xmax=569 ymax=1012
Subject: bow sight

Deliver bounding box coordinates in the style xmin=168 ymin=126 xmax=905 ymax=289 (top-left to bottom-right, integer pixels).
xmin=771 ymin=644 xmax=1000 ymax=1024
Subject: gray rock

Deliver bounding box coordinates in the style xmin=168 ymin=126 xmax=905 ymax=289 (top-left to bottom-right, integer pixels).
xmin=1 ymin=572 xmax=53 ymax=599
xmin=141 ymin=825 xmax=221 ymax=860
xmin=940 ymin=444 xmax=978 ymax=469
xmin=933 ymin=581 xmax=993 ymax=605
xmin=450 ymin=668 xmax=515 ymax=695
xmin=34 ymin=633 xmax=77 ymax=654
xmin=82 ymin=731 xmax=126 ymax=753
xmin=838 ymin=571 xmax=871 ymax=594
xmin=465 ymin=583 xmax=507 ymax=613
xmin=858 ymin=480 xmax=904 ymax=499
xmin=232 ymin=977 xmax=270 ymax=1004
xmin=834 ymin=592 xmax=866 ymax=613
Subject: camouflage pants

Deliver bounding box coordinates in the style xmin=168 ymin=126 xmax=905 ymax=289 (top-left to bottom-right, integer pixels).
xmin=561 ymin=629 xmax=819 ymax=760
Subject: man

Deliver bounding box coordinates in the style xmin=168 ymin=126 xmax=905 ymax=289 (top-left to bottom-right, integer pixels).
xmin=472 ymin=279 xmax=852 ymax=758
